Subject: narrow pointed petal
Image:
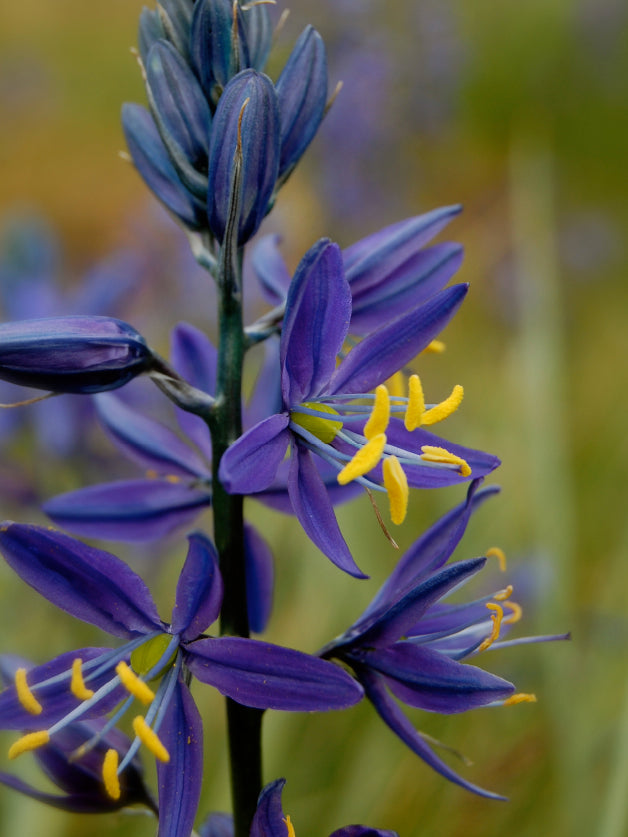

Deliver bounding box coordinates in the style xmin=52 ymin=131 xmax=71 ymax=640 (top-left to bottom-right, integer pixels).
xmin=122 ymin=103 xmax=206 ymax=229
xmin=172 ymin=533 xmax=223 ymax=640
xmin=0 ymin=771 xmax=116 ymax=814
xmin=0 ymin=524 xmax=162 ymax=637
xmin=245 ymin=337 xmax=283 ymax=428
xmin=218 ymin=414 xmax=290 ymax=494
xmin=281 ymin=239 xmax=351 ymax=404
xmin=276 ymin=26 xmax=327 ymax=178
xmin=250 ymin=778 xmax=286 ymax=837
xmin=244 ymin=523 xmax=274 ymax=634
xmin=359 ymin=670 xmax=507 ymax=800
xmin=170 ymin=321 xmax=216 ymax=459
xmin=250 ymin=235 xmax=292 ymax=306
xmin=199 ymin=813 xmax=234 ymax=837
xmin=94 ymin=393 xmax=206 ymax=478
xmin=365 ymin=644 xmax=514 ymax=713
xmin=0 ymin=316 xmax=153 ymax=394
xmin=157 ymin=680 xmax=203 ymax=837
xmin=289 ymin=444 xmax=366 ymax=578
xmin=329 ymin=285 xmax=467 ymax=396
xmin=185 ymin=637 xmax=363 ymax=711
xmin=44 ymin=479 xmax=210 ymax=542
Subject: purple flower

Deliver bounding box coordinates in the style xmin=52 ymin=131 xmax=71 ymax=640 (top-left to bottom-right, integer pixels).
xmin=220 ymin=239 xmax=499 ymax=576
xmin=200 ymin=778 xmax=398 ymax=837
xmin=0 ymin=316 xmax=154 ymax=394
xmin=252 ymin=205 xmax=464 ymax=335
xmin=320 ymin=480 xmax=551 ymax=799
xmin=0 ymin=524 xmax=363 ymax=837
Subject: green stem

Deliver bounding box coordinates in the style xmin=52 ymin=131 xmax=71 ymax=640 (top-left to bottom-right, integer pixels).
xmin=210 ymin=241 xmax=263 ymax=837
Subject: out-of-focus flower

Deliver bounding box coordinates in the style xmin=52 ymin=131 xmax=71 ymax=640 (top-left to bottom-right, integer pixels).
xmin=220 ymin=239 xmax=499 ymax=576
xmin=0 ymin=525 xmax=363 ymax=837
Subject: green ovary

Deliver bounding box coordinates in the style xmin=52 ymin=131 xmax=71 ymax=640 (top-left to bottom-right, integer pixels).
xmin=131 ymin=634 xmax=176 ymax=679
xmin=290 ymin=402 xmax=342 ymax=444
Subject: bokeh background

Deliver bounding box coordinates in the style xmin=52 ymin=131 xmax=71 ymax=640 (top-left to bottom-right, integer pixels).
xmin=1 ymin=1 xmax=627 ymax=836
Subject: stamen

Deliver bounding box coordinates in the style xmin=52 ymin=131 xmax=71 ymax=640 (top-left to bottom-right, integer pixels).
xmin=132 ymin=715 xmax=170 ymax=763
xmin=503 ymin=692 xmax=537 ymax=706
xmin=382 ymin=455 xmax=409 ymax=525
xmin=15 ymin=668 xmax=42 ymax=715
xmin=337 ymin=433 xmax=386 ymax=485
xmin=493 ymin=584 xmax=513 ymax=601
xmin=423 ymin=339 xmax=446 ymax=354
xmin=404 ymin=374 xmax=425 ymax=431
xmin=283 ymin=815 xmax=296 ymax=837
xmin=363 ymin=385 xmax=390 ymax=439
xmin=503 ymin=601 xmax=523 ymax=624
xmin=485 ymin=546 xmax=507 ymax=571
xmin=477 ymin=603 xmax=503 ymax=652
xmin=8 ymin=730 xmax=50 ymax=760
xmin=421 ymin=384 xmax=464 ymax=426
xmin=420 ymin=445 xmax=471 ymax=477
xmin=364 ymin=487 xmax=399 ymax=549
xmin=165 ymin=475 xmax=181 ymax=484
xmin=71 ymin=658 xmax=95 ymax=701
xmin=102 ymin=748 xmax=121 ymax=800
xmin=116 ymin=661 xmax=155 ymax=706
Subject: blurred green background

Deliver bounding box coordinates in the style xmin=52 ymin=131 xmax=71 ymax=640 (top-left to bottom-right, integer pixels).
xmin=1 ymin=1 xmax=627 ymax=836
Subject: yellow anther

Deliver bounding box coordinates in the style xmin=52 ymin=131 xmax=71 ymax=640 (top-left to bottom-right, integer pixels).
xmin=70 ymin=658 xmax=94 ymax=701
xmin=145 ymin=469 xmax=158 ymax=479
xmin=8 ymin=730 xmax=50 ymax=760
xmin=382 ymin=455 xmax=409 ymax=525
xmin=15 ymin=668 xmax=42 ymax=716
xmin=477 ymin=602 xmax=504 ymax=652
xmin=502 ymin=692 xmax=537 ymax=707
xmin=386 ymin=371 xmax=405 ymax=399
xmin=503 ymin=600 xmax=523 ymax=624
xmin=493 ymin=584 xmax=513 ymax=602
xmin=337 ymin=433 xmax=386 ymax=485
xmin=132 ymin=716 xmax=170 ymax=763
xmin=423 ymin=339 xmax=446 ymax=354
xmin=165 ymin=475 xmax=181 ymax=484
xmin=421 ymin=384 xmax=464 ymax=426
xmin=404 ymin=374 xmax=425 ymax=431
xmin=283 ymin=815 xmax=296 ymax=837
xmin=364 ymin=385 xmax=390 ymax=440
xmin=115 ymin=661 xmax=155 ymax=706
xmin=102 ymin=748 xmax=121 ymax=800
xmin=419 ymin=445 xmax=471 ymax=477
xmin=485 ymin=547 xmax=507 ymax=571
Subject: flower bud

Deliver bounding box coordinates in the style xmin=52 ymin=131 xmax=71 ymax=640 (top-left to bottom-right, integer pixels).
xmin=0 ymin=316 xmax=154 ymax=394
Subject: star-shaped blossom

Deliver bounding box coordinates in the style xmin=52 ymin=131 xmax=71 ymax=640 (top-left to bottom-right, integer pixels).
xmin=319 ymin=480 xmax=564 ymax=799
xmin=0 ymin=524 xmax=363 ymax=837
xmin=200 ymin=778 xmax=398 ymax=837
xmin=219 ymin=239 xmax=500 ymax=577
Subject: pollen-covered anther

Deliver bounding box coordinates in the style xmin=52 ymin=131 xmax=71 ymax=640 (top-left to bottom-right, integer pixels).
xmin=115 ymin=661 xmax=155 ymax=706
xmin=383 ymin=455 xmax=409 ymax=525
xmin=8 ymin=730 xmax=50 ymax=760
xmin=485 ymin=546 xmax=507 ymax=571
xmin=477 ymin=602 xmax=504 ymax=652
xmin=503 ymin=692 xmax=537 ymax=707
xmin=283 ymin=815 xmax=296 ymax=837
xmin=363 ymin=385 xmax=390 ymax=439
xmin=421 ymin=384 xmax=464 ymax=426
xmin=102 ymin=748 xmax=121 ymax=800
xmin=15 ymin=667 xmax=43 ymax=715
xmin=419 ymin=445 xmax=471 ymax=477
xmin=132 ymin=715 xmax=170 ymax=763
xmin=71 ymin=658 xmax=95 ymax=701
xmin=404 ymin=374 xmax=425 ymax=431
xmin=503 ymin=600 xmax=523 ymax=624
xmin=337 ymin=433 xmax=386 ymax=485
xmin=423 ymin=339 xmax=446 ymax=354
xmin=493 ymin=584 xmax=513 ymax=602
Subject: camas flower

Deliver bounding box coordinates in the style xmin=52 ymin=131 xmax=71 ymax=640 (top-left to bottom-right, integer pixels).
xmin=319 ymin=480 xmax=558 ymax=799
xmin=0 ymin=524 xmax=363 ymax=837
xmin=200 ymin=778 xmax=398 ymax=837
xmin=219 ymin=239 xmax=500 ymax=576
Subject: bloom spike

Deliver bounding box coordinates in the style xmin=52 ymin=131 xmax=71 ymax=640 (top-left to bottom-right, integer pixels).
xmin=70 ymin=658 xmax=95 ymax=701
xmin=404 ymin=374 xmax=425 ymax=431
xmin=8 ymin=730 xmax=50 ymax=760
xmin=102 ymin=748 xmax=121 ymax=800
xmin=132 ymin=716 xmax=170 ymax=763
xmin=421 ymin=384 xmax=464 ymax=426
xmin=337 ymin=433 xmax=386 ymax=485
xmin=364 ymin=385 xmax=390 ymax=440
xmin=420 ymin=445 xmax=471 ymax=477
xmin=116 ymin=661 xmax=155 ymax=706
xmin=382 ymin=455 xmax=409 ymax=525
xmin=14 ymin=668 xmax=42 ymax=715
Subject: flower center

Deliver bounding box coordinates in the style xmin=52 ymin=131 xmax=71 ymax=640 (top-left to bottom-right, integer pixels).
xmin=290 ymin=402 xmax=342 ymax=443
